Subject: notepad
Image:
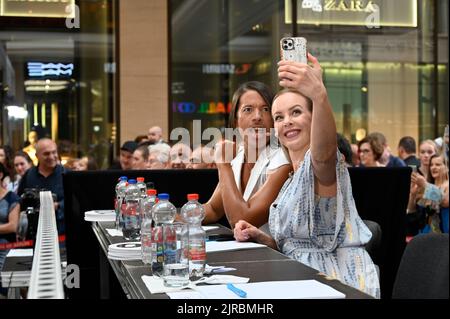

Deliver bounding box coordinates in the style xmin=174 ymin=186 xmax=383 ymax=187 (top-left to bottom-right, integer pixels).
xmin=205 ymin=240 xmax=265 ymax=253
xmin=167 ymin=280 xmax=346 ymax=299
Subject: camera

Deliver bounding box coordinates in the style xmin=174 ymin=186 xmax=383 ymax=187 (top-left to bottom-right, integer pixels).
xmin=18 ymin=188 xmax=42 ymax=244
xmin=282 ymin=38 xmax=294 ymax=50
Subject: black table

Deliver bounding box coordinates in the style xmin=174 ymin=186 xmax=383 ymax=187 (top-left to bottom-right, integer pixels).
xmin=91 ymin=221 xmax=373 ymax=299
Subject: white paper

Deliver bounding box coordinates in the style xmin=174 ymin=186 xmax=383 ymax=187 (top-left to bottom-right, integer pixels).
xmin=106 ymin=228 xmax=123 ymax=237
xmin=168 ymin=280 xmax=345 ymax=299
xmin=6 ymin=249 xmax=34 ymax=257
xmin=142 ymin=275 xmax=193 ymax=294
xmin=202 ymin=226 xmax=219 ymax=232
xmin=142 ymin=274 xmax=250 ymax=295
xmin=167 ymin=290 xmax=204 ymax=299
xmin=192 ymin=275 xmax=249 ymax=285
xmin=205 ymin=240 xmax=265 ymax=253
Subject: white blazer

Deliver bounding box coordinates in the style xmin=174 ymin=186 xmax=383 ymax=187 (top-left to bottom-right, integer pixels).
xmin=230 ymin=145 xmax=290 ymax=201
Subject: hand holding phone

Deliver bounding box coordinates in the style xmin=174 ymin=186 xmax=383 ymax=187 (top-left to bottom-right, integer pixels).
xmin=280 ymin=37 xmax=307 ymax=64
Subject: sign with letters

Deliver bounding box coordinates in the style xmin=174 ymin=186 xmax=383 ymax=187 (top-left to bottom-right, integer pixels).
xmin=0 ymin=0 xmax=75 ymax=18
xmin=285 ymin=0 xmax=417 ymax=27
xmin=27 ymin=62 xmax=74 ymax=77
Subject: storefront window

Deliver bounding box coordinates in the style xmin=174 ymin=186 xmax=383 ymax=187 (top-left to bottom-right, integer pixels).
xmin=170 ymin=0 xmax=289 ymax=142
xmin=0 ymin=0 xmax=116 ymax=168
xmin=170 ymin=0 xmax=448 ymax=147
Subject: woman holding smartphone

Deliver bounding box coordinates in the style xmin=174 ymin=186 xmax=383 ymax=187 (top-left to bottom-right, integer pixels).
xmin=234 ymin=54 xmax=380 ymax=298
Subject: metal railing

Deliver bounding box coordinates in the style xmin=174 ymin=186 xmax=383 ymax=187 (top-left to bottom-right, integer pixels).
xmin=27 ymin=191 xmax=64 ymax=299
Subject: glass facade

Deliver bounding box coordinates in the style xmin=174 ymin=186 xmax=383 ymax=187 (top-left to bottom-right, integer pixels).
xmin=170 ymin=0 xmax=448 ymax=147
xmin=0 ymin=0 xmax=116 ymax=168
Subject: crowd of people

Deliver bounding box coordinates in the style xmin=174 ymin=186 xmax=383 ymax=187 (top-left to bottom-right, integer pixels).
xmin=1 ymin=52 xmax=449 ymax=299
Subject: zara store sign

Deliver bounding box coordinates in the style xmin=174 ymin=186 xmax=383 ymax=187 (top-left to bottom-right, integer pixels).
xmin=285 ymin=0 xmax=417 ymax=27
xmin=0 ymin=0 xmax=75 ymax=18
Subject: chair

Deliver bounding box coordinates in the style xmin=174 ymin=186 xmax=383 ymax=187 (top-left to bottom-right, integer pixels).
xmin=363 ymin=219 xmax=382 ymax=264
xmin=392 ymin=233 xmax=449 ymax=299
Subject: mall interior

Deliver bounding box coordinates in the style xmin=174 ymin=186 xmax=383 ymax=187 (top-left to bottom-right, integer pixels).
xmin=0 ymin=0 xmax=448 ymax=301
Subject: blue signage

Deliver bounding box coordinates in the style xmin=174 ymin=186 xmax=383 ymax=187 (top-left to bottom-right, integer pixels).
xmin=27 ymin=62 xmax=74 ymax=77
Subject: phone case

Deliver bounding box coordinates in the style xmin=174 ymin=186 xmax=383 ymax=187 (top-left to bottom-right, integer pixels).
xmin=280 ymin=37 xmax=307 ymax=64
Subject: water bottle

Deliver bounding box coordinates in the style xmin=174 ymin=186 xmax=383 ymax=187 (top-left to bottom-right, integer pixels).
xmin=115 ymin=176 xmax=128 ymax=230
xmin=136 ymin=177 xmax=147 ymax=198
xmin=180 ymin=193 xmax=206 ymax=279
xmin=17 ymin=211 xmax=29 ymax=241
xmin=122 ymin=179 xmax=141 ymax=240
xmin=151 ymin=193 xmax=176 ymax=275
xmin=141 ymin=189 xmax=157 ymax=264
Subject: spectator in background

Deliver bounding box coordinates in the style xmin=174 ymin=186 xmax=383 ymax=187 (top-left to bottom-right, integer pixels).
xmin=398 ymin=136 xmax=420 ymax=167
xmin=408 ymin=154 xmax=449 ymax=234
xmin=148 ymin=143 xmax=171 ymax=169
xmin=147 ymin=126 xmax=168 ymax=145
xmin=358 ymin=135 xmax=385 ymax=167
xmin=17 ymin=138 xmax=66 ymax=234
xmin=109 ymin=141 xmax=138 ymax=170
xmin=187 ymin=146 xmax=216 ymax=169
xmin=418 ymin=140 xmax=438 ymax=180
xmin=64 ymin=158 xmax=80 ymax=170
xmin=0 ymin=162 xmax=20 ymax=297
xmin=23 ymin=129 xmax=40 ymax=166
xmin=336 ymin=133 xmax=353 ymax=166
xmin=169 ymin=143 xmax=192 ymax=169
xmin=11 ymin=151 xmax=34 ymax=193
xmin=132 ymin=145 xmax=149 ymax=170
xmin=350 ymin=144 xmax=361 ymax=167
xmin=134 ymin=134 xmax=149 ymax=144
xmin=369 ymin=132 xmax=406 ymax=167
xmin=74 ymin=156 xmax=98 ymax=171
xmin=0 ymin=146 xmax=16 ymax=191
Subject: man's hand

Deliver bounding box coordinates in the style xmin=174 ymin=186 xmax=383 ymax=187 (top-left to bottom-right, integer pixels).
xmin=214 ymin=140 xmax=236 ymax=165
xmin=233 ymin=220 xmax=260 ymax=242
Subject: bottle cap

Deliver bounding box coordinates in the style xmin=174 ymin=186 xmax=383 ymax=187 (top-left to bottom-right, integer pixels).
xmin=147 ymin=189 xmax=157 ymax=196
xmin=119 ymin=176 xmax=128 ymax=181
xmin=187 ymin=193 xmax=199 ymax=201
xmin=158 ymin=193 xmax=169 ymax=200
xmin=128 ymin=179 xmax=137 ymax=184
xmin=137 ymin=177 xmax=145 ymax=182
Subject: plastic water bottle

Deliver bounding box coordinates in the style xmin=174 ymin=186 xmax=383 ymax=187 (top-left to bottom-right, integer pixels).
xmin=151 ymin=193 xmax=176 ymax=275
xmin=141 ymin=189 xmax=157 ymax=264
xmin=136 ymin=177 xmax=147 ymax=198
xmin=17 ymin=211 xmax=29 ymax=241
xmin=122 ymin=179 xmax=141 ymax=240
xmin=115 ymin=176 xmax=128 ymax=230
xmin=180 ymin=193 xmax=206 ymax=279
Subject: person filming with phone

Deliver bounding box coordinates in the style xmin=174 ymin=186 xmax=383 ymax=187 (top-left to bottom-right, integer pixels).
xmin=234 ymin=49 xmax=380 ymax=298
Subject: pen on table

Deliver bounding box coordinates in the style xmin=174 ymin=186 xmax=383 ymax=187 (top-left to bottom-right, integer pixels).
xmin=227 ymin=283 xmax=247 ymax=298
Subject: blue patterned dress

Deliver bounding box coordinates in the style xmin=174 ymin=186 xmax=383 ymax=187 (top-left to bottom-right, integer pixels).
xmin=269 ymin=150 xmax=380 ymax=298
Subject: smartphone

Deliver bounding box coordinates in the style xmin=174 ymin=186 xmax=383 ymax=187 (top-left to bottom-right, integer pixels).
xmin=280 ymin=37 xmax=307 ymax=64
